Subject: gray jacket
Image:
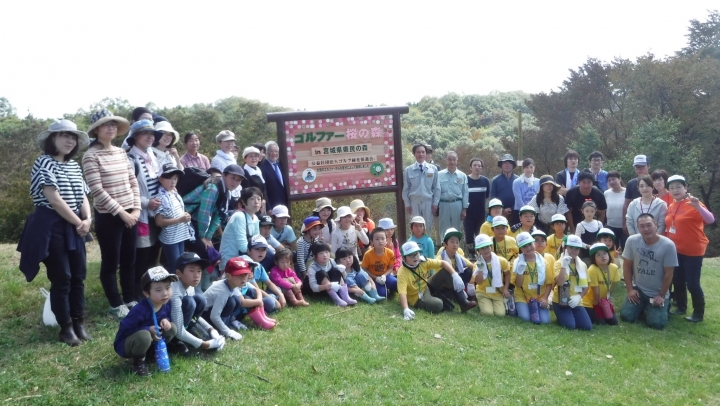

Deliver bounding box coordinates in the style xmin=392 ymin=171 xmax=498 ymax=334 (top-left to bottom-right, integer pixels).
xmin=402 ymin=162 xmax=441 ymax=207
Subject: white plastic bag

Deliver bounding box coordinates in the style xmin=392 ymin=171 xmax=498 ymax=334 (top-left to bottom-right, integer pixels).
xmin=41 ymin=288 xmax=58 ymax=327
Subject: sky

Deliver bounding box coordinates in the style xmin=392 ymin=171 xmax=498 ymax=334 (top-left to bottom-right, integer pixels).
xmin=0 ymin=0 xmax=717 ymax=119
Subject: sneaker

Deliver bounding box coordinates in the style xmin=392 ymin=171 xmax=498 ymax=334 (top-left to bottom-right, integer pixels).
xmin=108 ymin=304 xmax=130 ymax=320
xmin=131 ymin=358 xmax=151 ymax=377
xmin=125 ymin=301 xmax=139 ymax=309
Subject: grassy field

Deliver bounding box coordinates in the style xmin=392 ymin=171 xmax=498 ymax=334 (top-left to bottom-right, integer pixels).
xmin=1 ymin=243 xmax=719 ymax=405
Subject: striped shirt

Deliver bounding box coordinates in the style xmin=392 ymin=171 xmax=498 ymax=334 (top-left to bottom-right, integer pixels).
xmin=81 ymin=147 xmax=140 ymax=214
xmin=136 ymin=155 xmax=160 ymax=198
xmin=155 ymin=189 xmax=192 ymax=244
xmin=30 ymin=155 xmax=88 ymax=211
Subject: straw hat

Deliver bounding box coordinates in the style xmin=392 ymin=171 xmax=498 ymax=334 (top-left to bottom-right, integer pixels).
xmin=349 ymin=199 xmax=371 ymax=218
xmin=314 ymin=197 xmax=335 ymax=212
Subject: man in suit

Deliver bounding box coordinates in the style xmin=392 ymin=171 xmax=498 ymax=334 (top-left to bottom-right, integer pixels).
xmin=260 ymin=141 xmax=288 ymax=210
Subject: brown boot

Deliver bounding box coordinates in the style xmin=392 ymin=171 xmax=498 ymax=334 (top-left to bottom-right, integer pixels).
xmin=72 ymin=318 xmax=92 ymax=341
xmin=284 ymin=289 xmax=299 ymax=306
xmin=59 ymin=322 xmax=81 ymax=347
xmin=295 ymin=290 xmax=310 ymax=306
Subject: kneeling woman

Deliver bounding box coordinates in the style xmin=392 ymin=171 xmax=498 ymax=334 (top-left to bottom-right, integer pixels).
xmin=583 ymin=243 xmax=620 ymax=325
xmin=513 ymin=233 xmax=554 ymax=324
xmin=469 ymin=234 xmax=509 ymax=317
xmin=552 ymin=235 xmax=592 ymax=330
xmin=397 ymin=242 xmax=476 ymax=320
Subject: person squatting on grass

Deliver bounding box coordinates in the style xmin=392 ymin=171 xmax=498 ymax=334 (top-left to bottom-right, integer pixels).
xmin=361 ymin=228 xmax=398 ymax=298
xmin=243 ymin=235 xmax=287 ymax=313
xmin=552 ymin=235 xmax=593 ymax=331
xmin=583 ymin=243 xmax=620 ymax=325
xmin=468 ymin=235 xmax=510 ymax=317
xmin=436 ymin=228 xmax=475 ymax=289
xmin=295 ymin=216 xmax=324 ymax=280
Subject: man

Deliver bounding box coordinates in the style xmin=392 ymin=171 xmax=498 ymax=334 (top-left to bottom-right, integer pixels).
xmin=586 ymin=151 xmax=608 ymax=191
xmin=259 ymin=141 xmax=288 ymax=209
xmin=210 ymin=130 xmax=237 ymax=172
xmin=565 ymin=172 xmax=607 ymax=231
xmin=620 ymin=214 xmax=678 ymax=329
xmin=489 ymin=154 xmax=518 ymax=224
xmin=555 ymin=149 xmax=580 ymax=196
xmin=622 ymin=154 xmax=650 ymax=235
xmin=402 ymin=144 xmax=441 ymax=237
xmin=463 ymin=158 xmax=490 ymax=261
xmin=425 ymin=144 xmax=441 ymax=172
xmin=437 ymin=151 xmax=469 ymax=241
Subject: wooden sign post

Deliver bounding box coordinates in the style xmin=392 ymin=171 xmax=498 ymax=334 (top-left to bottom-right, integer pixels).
xmin=267 ymin=106 xmax=409 ymax=241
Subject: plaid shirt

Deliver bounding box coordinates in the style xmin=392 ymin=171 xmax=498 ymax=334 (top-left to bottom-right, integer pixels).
xmin=183 ymin=183 xmax=222 ymax=239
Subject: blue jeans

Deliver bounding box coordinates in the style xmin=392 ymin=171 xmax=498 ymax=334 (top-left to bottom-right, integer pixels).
xmin=181 ymin=294 xmax=207 ymax=328
xmin=162 ymin=241 xmax=186 ymax=274
xmin=262 ymin=292 xmax=278 ymax=313
xmin=202 ymin=295 xmax=241 ymax=331
xmin=620 ymin=289 xmax=670 ymax=329
xmin=516 ymin=302 xmax=551 ymax=324
xmin=376 ymin=274 xmax=398 ymax=297
xmin=553 ymin=303 xmax=592 ymax=330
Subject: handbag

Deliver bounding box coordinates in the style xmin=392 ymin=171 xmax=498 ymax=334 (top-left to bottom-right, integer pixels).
xmin=599 ymin=298 xmax=615 ymax=319
xmin=41 ymin=288 xmax=58 ymax=327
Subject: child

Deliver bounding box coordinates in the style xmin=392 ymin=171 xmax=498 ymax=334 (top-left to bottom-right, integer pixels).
xmin=436 ymin=228 xmax=475 ymax=288
xmin=154 ymin=163 xmax=193 ymax=276
xmin=574 ymin=201 xmax=603 ymax=261
xmin=469 ymin=235 xmax=510 ymax=317
xmin=350 ymin=199 xmax=375 ymax=254
xmin=114 ymin=266 xmax=179 ymax=377
xmin=379 ymin=218 xmax=402 ymax=273
xmin=336 ymin=247 xmax=384 ymax=304
xmin=582 ymin=243 xmax=620 ymax=325
xmin=295 ymin=216 xmax=325 ymax=279
xmin=408 ymin=216 xmax=435 ymax=259
xmin=169 ymin=252 xmax=225 ymax=352
xmin=552 ymin=235 xmax=592 ymax=331
xmin=313 ymin=197 xmax=335 ymax=244
xmin=531 ymin=229 xmax=556 ymax=268
xmin=244 ymin=235 xmax=286 ymax=313
xmin=480 ymin=199 xmax=504 ymax=237
xmin=307 ymin=242 xmax=357 ymax=307
xmin=270 ymin=205 xmax=296 ymax=250
xmin=361 ymin=228 xmax=397 ymax=297
xmin=512 ymin=233 xmax=554 ymax=324
xmin=258 ymin=215 xmax=281 ymax=255
xmin=331 ymin=206 xmax=369 ymax=258
xmin=202 ymin=257 xmax=276 ymax=340
xmin=269 ymin=248 xmax=309 ymax=307
xmin=547 ymin=214 xmax=568 ymax=259
xmin=597 ymin=228 xmax=621 ymax=267
xmin=397 ymin=241 xmax=477 ymax=320
xmin=489 ymin=216 xmax=519 ymax=269
xmin=510 ymin=205 xmax=537 ymax=238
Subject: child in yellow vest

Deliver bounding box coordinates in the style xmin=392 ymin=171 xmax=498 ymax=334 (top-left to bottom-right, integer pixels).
xmin=513 ymin=232 xmax=554 ymax=324
xmin=547 ymin=214 xmax=568 ymax=259
xmin=583 ymin=243 xmax=620 ymax=325
xmin=468 ymin=234 xmax=509 ymax=316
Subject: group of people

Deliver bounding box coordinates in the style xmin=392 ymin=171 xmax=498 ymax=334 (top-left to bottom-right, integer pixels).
xmin=17 ymin=111 xmax=714 ymax=377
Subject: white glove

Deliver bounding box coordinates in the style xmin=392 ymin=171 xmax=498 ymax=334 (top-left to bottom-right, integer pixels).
xmin=336 ymin=264 xmax=346 ymax=273
xmin=330 ymin=282 xmax=341 ymax=292
xmin=452 ymin=273 xmax=464 ymax=291
xmin=227 ymin=330 xmax=243 ymax=341
xmin=403 ymin=308 xmax=415 ymax=321
xmin=561 ymin=255 xmax=572 ymax=269
xmin=467 ymin=284 xmax=476 ymax=297
xmin=375 ymin=275 xmax=386 ymax=285
xmin=568 ymin=294 xmax=581 ymax=308
xmin=216 ymin=336 xmax=226 ymax=351
xmin=207 ymin=337 xmax=224 ymax=349
xmin=209 ymin=329 xmax=220 ymax=339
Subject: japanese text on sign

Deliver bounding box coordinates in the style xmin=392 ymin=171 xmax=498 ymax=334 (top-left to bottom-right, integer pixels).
xmin=311 ymin=143 xmax=371 ymax=156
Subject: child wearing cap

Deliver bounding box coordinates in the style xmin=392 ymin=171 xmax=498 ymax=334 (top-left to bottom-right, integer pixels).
xmin=531 ymin=230 xmax=556 ymax=269
xmin=154 ymin=163 xmax=193 ymax=275
xmin=597 ymin=228 xmax=621 ymax=267
xmin=582 ymin=243 xmax=620 ymax=325
xmin=436 ymin=228 xmax=475 ymax=289
xmin=480 ymin=199 xmax=504 ymax=237
xmin=408 ymin=216 xmax=435 ymax=260
xmin=331 ymin=206 xmax=370 ymax=258
xmin=296 ymin=216 xmax=324 ymax=279
xmin=397 ymin=241 xmax=477 ymax=320
xmin=336 ymin=246 xmax=384 ymax=304
xmin=244 ymin=235 xmax=287 ymax=313
xmin=489 ymin=216 xmax=519 ymax=270
xmin=307 ymin=242 xmax=358 ymax=307
xmin=269 ymin=248 xmax=309 ymax=307
xmin=379 ymin=218 xmax=402 ymax=273
xmin=574 ymin=201 xmax=603 ymax=261
xmin=361 ymin=228 xmax=397 ymax=297
xmin=270 ymin=205 xmax=297 ymax=251
xmin=169 ymin=253 xmax=225 ymax=352
xmin=241 ymin=147 xmax=267 ymax=204
xmin=547 ymin=214 xmax=568 ymax=259
xmin=114 ymin=266 xmax=179 ymax=377
xmin=510 ymin=205 xmax=538 ymax=238
xmin=552 ymin=235 xmax=592 ymax=330
xmin=219 ymin=186 xmax=262 ymax=270
xmin=512 ymin=232 xmax=554 ymax=324
xmin=469 ymin=234 xmax=510 ymax=316
xmin=258 ymin=215 xmax=282 ymax=255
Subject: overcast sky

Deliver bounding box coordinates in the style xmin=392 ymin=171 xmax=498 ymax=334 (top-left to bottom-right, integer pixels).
xmin=1 ymin=1 xmax=716 ymax=119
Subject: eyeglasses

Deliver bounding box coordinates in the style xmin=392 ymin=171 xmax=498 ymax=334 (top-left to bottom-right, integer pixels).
xmin=100 ymin=121 xmax=118 ymax=128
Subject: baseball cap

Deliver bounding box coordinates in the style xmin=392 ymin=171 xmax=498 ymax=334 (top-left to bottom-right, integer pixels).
xmin=597 ymin=228 xmax=616 ymax=241
xmin=551 ymin=214 xmax=567 ymax=223
xmin=667 ymin=174 xmax=686 ymax=186
xmin=176 ymin=252 xmax=211 ymax=271
xmin=259 ymin=215 xmax=273 ymax=226
xmin=443 ymin=228 xmax=463 ymax=243
xmin=141 ymin=266 xmax=178 ymax=291
xmin=516 ymin=232 xmax=534 ymax=248
xmin=633 ymin=155 xmax=648 ymax=166
xmin=401 ymin=241 xmax=423 ymax=257
xmin=249 ymin=235 xmax=270 ymax=249
xmin=160 ymin=163 xmax=183 ymax=179
xmin=474 ymin=234 xmax=493 ymax=249
xmin=223 ymin=164 xmax=245 ymax=178
xmin=519 ymin=205 xmax=537 ymax=216
xmin=491 ymin=216 xmax=509 ymax=228
xmin=410 ymin=216 xmax=426 ymax=225
xmin=488 ymin=198 xmax=503 ymax=209
xmin=565 ymin=235 xmax=584 ymax=249
xmin=224 ymin=257 xmax=253 ymax=276
xmin=589 ymin=243 xmax=609 ymax=257
xmin=272 ymin=205 xmax=291 ymax=218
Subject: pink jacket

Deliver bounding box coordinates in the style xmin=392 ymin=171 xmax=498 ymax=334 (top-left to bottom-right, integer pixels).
xmin=269 ymin=266 xmax=301 ymax=290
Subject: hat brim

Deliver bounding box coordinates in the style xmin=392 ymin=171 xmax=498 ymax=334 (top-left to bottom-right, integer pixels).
xmin=216 ymin=136 xmax=236 ymax=143
xmin=402 ymin=248 xmax=423 ymax=257
xmin=161 ymin=169 xmax=184 ymax=178
xmin=87 ymin=116 xmax=130 ymax=137
xmin=597 ymin=232 xmax=616 ymax=241
xmin=590 ymin=246 xmax=610 ymax=256
xmin=498 ymin=160 xmax=517 ymax=168
xmin=492 ymin=222 xmax=509 ymax=228
xmin=250 ymin=243 xmax=270 ymax=250
xmin=37 ymin=129 xmax=90 ymax=151
xmin=259 ymin=221 xmax=274 ymax=227
xmin=443 ymin=231 xmax=463 ymax=243
xmin=179 ymin=258 xmax=211 ymax=270
xmin=475 ymin=241 xmax=492 ymax=249
xmin=518 ymin=240 xmax=534 ymax=248
xmin=315 ymin=204 xmax=336 ymax=212
xmin=302 ymin=221 xmax=324 ymax=233
xmin=566 ymin=242 xmax=584 ymax=249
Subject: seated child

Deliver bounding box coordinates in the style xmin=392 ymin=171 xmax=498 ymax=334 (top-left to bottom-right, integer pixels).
xmin=408 ymin=216 xmax=435 ymax=259
xmin=480 ymin=199 xmax=504 ymax=237
xmin=335 ymin=246 xmax=384 ymax=304
xmin=436 ymin=228 xmax=475 ymax=288
xmin=378 ymin=218 xmax=402 ymax=273
xmin=269 ymin=248 xmax=309 ymax=307
xmin=295 ymin=216 xmax=324 ymax=280
xmin=469 ymin=235 xmax=510 ymax=317
xmin=510 ymin=205 xmax=538 ymax=238
xmin=331 ymin=206 xmax=369 ymax=258
xmin=489 ymin=216 xmax=520 ymax=275
xmin=114 ymin=266 xmax=179 ymax=377
xmin=244 ymin=235 xmax=287 ymax=313
xmin=582 ymin=243 xmax=620 ymax=325
xmin=531 ymin=229 xmax=557 ymax=267
xmin=169 ymin=252 xmax=225 ymax=352
xmin=361 ymin=228 xmax=398 ymax=297
xmin=270 ymin=205 xmax=297 ymax=250
xmin=512 ymin=233 xmax=554 ymax=324
xmin=397 ymin=242 xmax=477 ymax=320
xmin=258 ymin=215 xmax=282 ymax=255
xmin=153 ymin=163 xmax=194 ymax=275
xmin=307 ymin=242 xmax=357 ymax=307
xmin=547 ymin=214 xmax=568 ymax=259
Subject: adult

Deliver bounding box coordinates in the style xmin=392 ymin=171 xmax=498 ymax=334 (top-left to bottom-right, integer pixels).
xmin=665 ymin=175 xmax=715 ymax=322
xmin=463 ymin=158 xmax=490 ymax=260
xmin=512 ymin=158 xmax=540 ymax=211
xmin=402 ymin=143 xmax=440 ymax=236
xmin=240 ymin=146 xmax=267 ymax=209
xmin=603 ymin=171 xmax=627 ymax=249
xmin=620 ymin=214 xmax=678 ymax=329
xmin=528 ymin=175 xmax=568 ymax=232
xmin=131 ymin=107 xmax=153 ymax=123
xmin=651 ymin=169 xmax=673 ymax=207
xmin=625 ymin=175 xmax=667 ymax=235
xmin=350 ymin=199 xmax=375 ymax=253
xmin=586 ymin=151 xmax=608 ymax=191
xmin=210 ymin=130 xmax=237 ymax=172
xmin=81 ymin=109 xmax=140 ymax=320
xmin=424 ymin=144 xmax=441 ymax=172
xmin=622 ymin=154 xmax=650 ymax=235
xmin=259 ymin=141 xmax=288 ymax=209
xmin=180 ymin=132 xmax=211 ymax=170
xmin=220 ymin=187 xmax=263 ymax=270
xmin=489 ymin=154 xmax=518 ymax=223
xmin=564 ymin=172 xmax=607 ymax=232
xmin=555 ymin=149 xmax=580 ymax=196
xmin=437 ymin=151 xmax=469 ymax=240
xmin=153 ymin=121 xmax=183 ymax=170
xmin=18 ymin=120 xmax=92 ymax=346
xmin=252 ymin=143 xmax=266 ymax=161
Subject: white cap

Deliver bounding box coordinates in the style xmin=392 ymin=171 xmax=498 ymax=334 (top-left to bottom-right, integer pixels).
xmin=519 ymin=205 xmax=537 ymax=215
xmin=443 ymin=228 xmax=463 ymax=242
xmin=243 ymin=146 xmax=261 ymax=158
xmin=271 ymin=205 xmax=291 ymax=218
xmin=492 ymin=216 xmax=509 ymax=228
xmin=488 ymin=198 xmax=503 ymax=209
xmin=633 ymin=155 xmax=648 ymax=166
xmin=667 ymin=175 xmax=686 ymax=185
xmin=516 ymin=232 xmax=534 ymax=248
xmin=565 ymin=235 xmax=584 ymax=248
xmin=475 ymin=234 xmax=493 ymax=249
xmin=531 ymin=229 xmax=547 ymax=238
xmin=334 ymin=206 xmax=354 ymax=220
xmin=551 ymin=214 xmax=567 ymax=223
xmin=410 ymin=216 xmax=425 ymax=225
xmin=401 ymin=241 xmax=423 ymax=256
xmin=378 ymin=218 xmax=396 ymax=229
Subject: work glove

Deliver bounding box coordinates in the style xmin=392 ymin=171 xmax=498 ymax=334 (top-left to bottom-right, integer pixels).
xmin=403 ymin=308 xmax=415 ymax=321
xmin=209 ymin=329 xmax=220 ymax=339
xmin=216 ymin=336 xmax=226 ymax=351
xmin=466 ymin=284 xmax=476 ymax=297
xmin=375 ymin=275 xmax=386 ymax=285
xmin=452 ymin=272 xmax=465 ymax=291
xmin=568 ymin=294 xmax=581 ymax=308
xmin=330 ymin=282 xmax=341 ymax=292
xmin=227 ymin=330 xmax=243 ymax=341
xmin=207 ymin=337 xmax=224 ymax=349
xmin=561 ymin=255 xmax=573 ymax=269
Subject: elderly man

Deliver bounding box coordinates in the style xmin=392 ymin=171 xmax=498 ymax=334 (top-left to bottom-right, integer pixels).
xmin=437 ymin=151 xmax=469 ymax=241
xmin=620 ymin=213 xmax=678 ymax=329
xmin=402 ymin=143 xmax=441 ymax=237
xmin=565 ymin=171 xmax=607 ymax=232
xmin=622 ymin=154 xmax=650 ymax=235
xmin=259 ymin=141 xmax=288 ymax=209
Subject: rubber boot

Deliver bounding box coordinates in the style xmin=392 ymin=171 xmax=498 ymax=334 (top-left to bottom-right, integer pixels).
xmin=368 ymin=289 xmax=385 ymax=302
xmin=357 ymin=291 xmax=376 ymax=304
xmin=131 ymin=357 xmax=151 ymax=377
xmin=259 ymin=306 xmax=277 ymax=326
xmin=247 ymin=308 xmax=275 ymax=330
xmin=59 ymin=322 xmax=81 ymax=347
xmin=284 ymin=289 xmax=299 ymax=306
xmin=294 ymin=290 xmax=310 ymax=306
xmin=327 ymin=289 xmax=347 ymax=307
xmin=72 ymin=317 xmax=92 ymax=341
xmin=437 ymin=288 xmax=456 ymax=312
xmin=338 ymin=285 xmax=357 ymax=305
xmin=685 ymin=296 xmax=705 ymax=323
xmin=454 ymin=290 xmax=477 ymax=313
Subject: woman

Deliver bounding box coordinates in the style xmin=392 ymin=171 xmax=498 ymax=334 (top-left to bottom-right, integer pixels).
xmin=513 ymin=233 xmax=554 ymax=324
xmin=220 ymin=187 xmax=263 ymax=271
xmin=18 ymin=120 xmax=92 ymax=345
xmin=528 ymin=175 xmax=569 ymax=232
xmin=350 ymin=199 xmax=375 ymax=254
xmin=512 ymin=158 xmax=539 ymax=210
xmin=603 ymin=171 xmax=626 ymax=249
xmin=82 ymin=109 xmax=140 ymax=320
xmin=180 ymin=132 xmax=210 ymax=170
xmin=651 ymin=169 xmax=673 ymax=207
xmin=625 ymin=175 xmax=667 ymax=235
xmin=241 ymin=146 xmax=267 ymax=208
xmin=552 ymin=235 xmax=592 ymax=330
xmin=665 ymin=175 xmax=715 ymax=322
xmin=153 ymin=121 xmax=183 ymax=170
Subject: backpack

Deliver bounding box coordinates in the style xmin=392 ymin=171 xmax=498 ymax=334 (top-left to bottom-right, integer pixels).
xmin=177 ymin=167 xmax=212 ymax=197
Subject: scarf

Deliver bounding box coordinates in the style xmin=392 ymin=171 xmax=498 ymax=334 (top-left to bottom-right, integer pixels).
xmin=513 ymin=252 xmax=546 ymax=287
xmin=132 ymin=146 xmax=159 ymax=178
xmin=216 ymin=149 xmax=236 ymax=161
xmin=568 ymin=256 xmax=588 ymax=287
xmin=565 ymin=168 xmax=578 ymax=189
xmin=157 ymin=187 xmax=195 ymax=241
xmin=244 ymin=164 xmax=264 ymax=182
xmin=519 ymin=173 xmax=536 ymax=186
xmin=441 ymin=249 xmax=466 ymax=273
xmin=478 ymin=253 xmax=503 ymax=287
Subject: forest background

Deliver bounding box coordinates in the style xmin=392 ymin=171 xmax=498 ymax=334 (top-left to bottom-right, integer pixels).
xmin=1 ymin=11 xmax=718 ymax=255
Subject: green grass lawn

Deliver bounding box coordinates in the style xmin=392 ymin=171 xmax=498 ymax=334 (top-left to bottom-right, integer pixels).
xmin=1 ymin=243 xmax=719 ymax=405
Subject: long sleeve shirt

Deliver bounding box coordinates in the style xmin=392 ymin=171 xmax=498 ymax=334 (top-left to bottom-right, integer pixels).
xmin=295 ymin=236 xmax=317 ymax=276
xmin=626 ymin=197 xmax=667 ymax=235
xmin=402 ymin=162 xmax=441 ymax=207
xmin=180 ymin=152 xmax=211 ymax=170
xmin=82 ymin=147 xmax=140 ymax=215
xmin=489 ymin=173 xmax=518 ymax=210
xmin=202 ymin=280 xmax=237 ymax=338
xmin=183 ymin=182 xmax=222 ymax=240
xmin=438 ymin=169 xmax=469 ymax=208
xmin=512 ymin=176 xmax=540 ymax=210
xmin=169 ymin=281 xmax=211 ymax=348
xmin=114 ymin=299 xmax=170 ymax=358
xmin=210 ymin=150 xmax=236 ymax=172
xmin=219 ymin=210 xmax=259 ymax=270
xmin=269 ymin=266 xmax=301 ymax=290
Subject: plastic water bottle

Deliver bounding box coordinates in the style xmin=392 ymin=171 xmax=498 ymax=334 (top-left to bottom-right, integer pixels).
xmin=506 ymin=291 xmax=517 ymax=317
xmin=559 ymin=281 xmax=571 ymax=306
xmin=154 ymin=338 xmax=171 ymax=373
xmin=528 ymin=298 xmax=540 ymax=324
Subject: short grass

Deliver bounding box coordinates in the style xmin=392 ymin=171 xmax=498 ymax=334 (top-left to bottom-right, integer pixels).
xmin=1 ymin=243 xmax=719 ymax=405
